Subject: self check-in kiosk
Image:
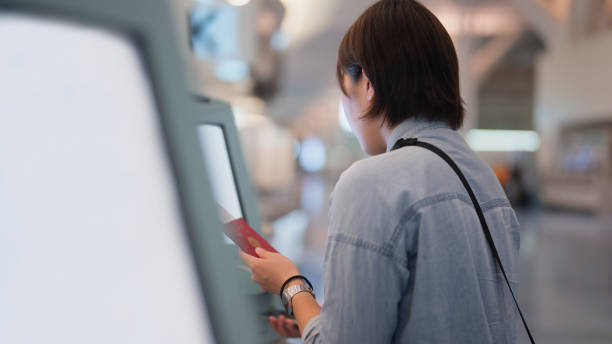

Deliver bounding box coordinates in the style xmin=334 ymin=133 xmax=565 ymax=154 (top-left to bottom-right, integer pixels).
xmin=0 ymin=0 xmax=270 ymax=342
xmin=191 ymin=97 xmax=282 ymax=342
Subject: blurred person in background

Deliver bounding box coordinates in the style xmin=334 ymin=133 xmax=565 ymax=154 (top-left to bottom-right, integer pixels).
xmin=241 ymin=0 xmax=526 ymax=343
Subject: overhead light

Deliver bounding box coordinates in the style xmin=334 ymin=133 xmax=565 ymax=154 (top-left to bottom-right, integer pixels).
xmin=227 ymin=0 xmax=250 ymax=7
xmin=430 ymin=5 xmax=522 ymax=36
xmin=465 ymin=129 xmax=541 ymax=152
xmin=299 ymin=137 xmax=326 ymax=172
xmin=279 ymin=0 xmax=340 ymax=46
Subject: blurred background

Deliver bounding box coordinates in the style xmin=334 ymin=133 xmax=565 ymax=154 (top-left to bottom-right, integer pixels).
xmin=174 ymin=0 xmax=612 ymax=343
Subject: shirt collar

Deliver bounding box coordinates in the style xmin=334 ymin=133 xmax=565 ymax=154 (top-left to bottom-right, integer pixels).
xmin=385 ymin=117 xmax=451 ymax=152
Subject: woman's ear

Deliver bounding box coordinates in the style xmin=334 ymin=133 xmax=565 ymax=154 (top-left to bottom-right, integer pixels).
xmin=362 ymin=71 xmax=375 ymax=102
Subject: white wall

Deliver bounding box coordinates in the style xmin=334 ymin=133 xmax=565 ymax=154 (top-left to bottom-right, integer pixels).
xmin=534 ymin=32 xmax=612 ymax=171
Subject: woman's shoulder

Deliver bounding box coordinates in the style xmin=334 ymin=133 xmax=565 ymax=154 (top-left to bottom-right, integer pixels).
xmin=336 ymin=148 xmax=445 ymax=191
xmin=332 ymin=137 xmax=499 ymax=212
xmin=328 ymin=150 xmax=448 ymax=247
xmin=331 ymin=149 xmax=444 ymax=214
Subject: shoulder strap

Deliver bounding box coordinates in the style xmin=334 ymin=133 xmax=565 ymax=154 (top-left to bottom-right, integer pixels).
xmin=392 ymin=137 xmax=535 ymax=344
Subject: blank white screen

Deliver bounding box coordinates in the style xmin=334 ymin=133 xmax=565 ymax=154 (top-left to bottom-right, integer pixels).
xmin=0 ymin=13 xmax=214 ymax=344
xmin=197 ymin=125 xmax=244 ymax=221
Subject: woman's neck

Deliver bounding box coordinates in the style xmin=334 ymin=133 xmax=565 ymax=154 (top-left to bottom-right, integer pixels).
xmin=381 ymin=123 xmax=400 ymax=149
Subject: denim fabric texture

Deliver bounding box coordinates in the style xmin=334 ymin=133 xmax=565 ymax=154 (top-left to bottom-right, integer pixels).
xmin=301 ymin=118 xmax=520 ymax=344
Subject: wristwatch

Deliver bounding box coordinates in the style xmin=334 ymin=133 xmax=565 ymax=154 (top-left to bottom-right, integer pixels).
xmin=281 ymin=279 xmax=315 ymax=316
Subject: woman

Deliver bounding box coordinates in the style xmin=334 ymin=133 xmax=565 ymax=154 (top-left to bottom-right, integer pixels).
xmin=240 ymin=0 xmax=522 ymax=342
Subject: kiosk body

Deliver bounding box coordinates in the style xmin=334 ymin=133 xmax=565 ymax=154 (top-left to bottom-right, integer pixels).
xmin=192 ymin=99 xmax=284 ymax=342
xmin=0 ymin=0 xmax=270 ymax=342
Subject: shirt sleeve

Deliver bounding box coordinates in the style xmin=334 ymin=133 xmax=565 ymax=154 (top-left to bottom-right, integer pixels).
xmin=301 ymin=314 xmax=321 ymax=343
xmin=301 ymin=234 xmax=410 ymax=344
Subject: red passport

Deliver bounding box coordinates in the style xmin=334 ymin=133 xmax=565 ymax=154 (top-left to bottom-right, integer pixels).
xmin=216 ymin=203 xmax=277 ymax=258
xmin=224 ymin=218 xmax=278 ymax=258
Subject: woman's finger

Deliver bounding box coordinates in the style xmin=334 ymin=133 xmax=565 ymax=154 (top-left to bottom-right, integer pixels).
xmin=269 ymin=316 xmax=286 ymax=336
xmin=268 ymin=316 xmax=279 ymax=331
xmin=238 ymin=250 xmax=257 ymax=267
xmin=277 ymin=315 xmax=300 ymax=337
xmin=283 ymin=317 xmax=297 ymax=329
xmin=277 ymin=315 xmax=295 ymax=336
xmin=269 ymin=315 xmax=300 ymax=338
xmin=282 ymin=318 xmax=300 ymax=337
xmin=272 ymin=320 xmax=291 ymax=337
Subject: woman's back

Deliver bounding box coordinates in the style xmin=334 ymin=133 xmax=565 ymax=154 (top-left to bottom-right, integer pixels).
xmin=243 ymin=2 xmax=525 ymax=342
xmin=302 ymin=118 xmax=520 ymax=343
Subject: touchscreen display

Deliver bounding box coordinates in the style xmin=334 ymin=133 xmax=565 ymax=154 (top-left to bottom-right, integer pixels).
xmin=197 ymin=124 xmax=245 ymax=224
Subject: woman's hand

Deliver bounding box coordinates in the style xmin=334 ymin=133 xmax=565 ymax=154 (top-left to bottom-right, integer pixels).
xmin=239 ymin=247 xmax=299 ymax=294
xmin=268 ymin=315 xmax=301 ymax=338
xmin=241 ymin=248 xmax=320 ymax=337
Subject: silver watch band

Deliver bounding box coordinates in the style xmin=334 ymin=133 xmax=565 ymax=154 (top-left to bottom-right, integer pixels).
xmin=281 ymin=280 xmax=314 ymax=315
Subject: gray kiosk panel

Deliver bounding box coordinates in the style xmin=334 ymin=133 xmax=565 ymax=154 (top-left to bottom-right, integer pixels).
xmin=0 ymin=0 xmax=260 ymax=343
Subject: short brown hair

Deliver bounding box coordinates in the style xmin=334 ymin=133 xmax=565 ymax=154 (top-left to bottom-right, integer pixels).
xmin=337 ymin=0 xmax=464 ymax=130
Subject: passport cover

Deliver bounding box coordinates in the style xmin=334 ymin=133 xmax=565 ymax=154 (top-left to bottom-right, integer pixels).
xmin=224 ymin=218 xmax=278 ymax=258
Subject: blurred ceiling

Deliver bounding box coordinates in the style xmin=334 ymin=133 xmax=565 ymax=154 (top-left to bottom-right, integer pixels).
xmin=267 ymin=0 xmax=612 ymax=136
xmin=269 ymin=0 xmax=526 ymax=130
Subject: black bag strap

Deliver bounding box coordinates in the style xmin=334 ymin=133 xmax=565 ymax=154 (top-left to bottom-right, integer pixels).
xmin=392 ymin=137 xmax=535 ymax=344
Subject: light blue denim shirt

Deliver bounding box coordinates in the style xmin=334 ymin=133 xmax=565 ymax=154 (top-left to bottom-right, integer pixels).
xmin=301 ymin=118 xmax=520 ymax=343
